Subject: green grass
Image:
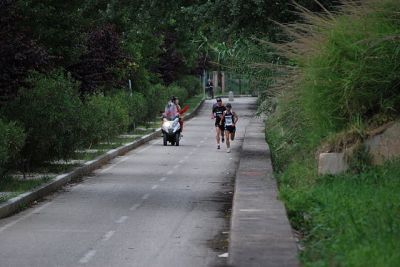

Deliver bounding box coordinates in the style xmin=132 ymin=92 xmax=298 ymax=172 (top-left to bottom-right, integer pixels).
xmin=32 ymin=162 xmax=83 ymax=174
xmin=72 ymin=150 xmax=108 ymax=161
xmin=0 ymin=175 xmax=53 ymax=203
xmin=263 ymin=0 xmax=400 ymax=266
xmin=182 ymin=94 xmax=204 ymax=113
xmin=285 ymin=161 xmax=400 ymax=267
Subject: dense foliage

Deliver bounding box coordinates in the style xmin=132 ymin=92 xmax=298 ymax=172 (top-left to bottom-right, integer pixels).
xmin=2 ymin=0 xmax=399 ymax=265
xmin=0 ymin=0 xmax=210 ymax=173
xmin=0 ymin=119 xmax=25 ymax=176
xmin=263 ymin=0 xmax=400 ymax=265
xmin=5 ymin=71 xmax=83 ymax=166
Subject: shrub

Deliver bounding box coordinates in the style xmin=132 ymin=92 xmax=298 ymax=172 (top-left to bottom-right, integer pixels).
xmin=143 ymin=83 xmax=169 ymax=121
xmin=81 ymin=93 xmax=129 ymax=145
xmin=167 ymin=84 xmax=188 ymax=104
xmin=173 ymin=76 xmax=202 ymax=97
xmin=5 ymin=71 xmax=82 ymax=166
xmin=0 ymin=119 xmax=25 ymax=176
xmin=141 ymin=83 xmax=190 ymax=122
xmin=114 ymin=91 xmax=147 ymax=129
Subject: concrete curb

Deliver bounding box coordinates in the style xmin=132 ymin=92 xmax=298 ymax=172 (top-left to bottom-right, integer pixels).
xmin=0 ymin=99 xmax=205 ymax=219
xmin=208 ymin=94 xmax=256 ymax=99
xmin=228 ymin=116 xmax=299 ymax=267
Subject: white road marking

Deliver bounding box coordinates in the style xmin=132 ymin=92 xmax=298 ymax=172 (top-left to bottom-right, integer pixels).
xmin=239 ymin=209 xmax=266 ymax=212
xmin=130 ymin=203 xmax=141 ymax=211
xmin=142 ymin=194 xmax=150 ymax=200
xmin=184 ymin=156 xmax=189 ymax=160
xmin=79 ymin=249 xmax=96 ymax=264
xmin=137 ymin=145 xmax=152 ymax=153
xmin=167 ymin=170 xmax=174 ymax=175
xmin=160 ymin=177 xmax=167 ymax=182
xmin=99 ymin=137 xmax=164 ymax=173
xmin=118 ymin=157 xmax=129 ymax=163
xmin=151 ymin=185 xmax=159 ymax=190
xmin=173 ymin=165 xmax=179 ymax=169
xmin=0 ymin=202 xmax=52 ymax=234
xmin=100 ymin=165 xmax=115 ymax=173
xmin=36 ymin=229 xmax=91 ymax=233
xmin=116 ymin=216 xmax=129 ymax=224
xmin=102 ymin=230 xmax=115 ymax=241
xmin=179 ymin=160 xmax=184 ymax=164
xmin=218 ymin=252 xmax=229 ymax=258
xmin=200 ymin=140 xmax=205 ymax=143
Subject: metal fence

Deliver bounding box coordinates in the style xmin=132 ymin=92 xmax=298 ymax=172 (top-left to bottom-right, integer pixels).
xmin=200 ymin=71 xmax=257 ymax=99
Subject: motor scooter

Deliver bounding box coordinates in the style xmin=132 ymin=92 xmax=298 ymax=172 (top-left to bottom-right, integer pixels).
xmin=161 ymin=116 xmax=181 ymax=146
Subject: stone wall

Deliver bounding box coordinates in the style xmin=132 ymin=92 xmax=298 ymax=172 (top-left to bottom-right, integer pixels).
xmin=318 ymin=121 xmax=400 ymax=175
xmin=365 ymin=122 xmax=400 ymax=165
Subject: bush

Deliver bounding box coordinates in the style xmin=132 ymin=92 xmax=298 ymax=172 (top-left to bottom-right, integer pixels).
xmin=81 ymin=93 xmax=129 ymax=145
xmin=141 ymin=83 xmax=190 ymax=122
xmin=0 ymin=119 xmax=25 ymax=176
xmin=114 ymin=91 xmax=147 ymax=129
xmin=173 ymin=76 xmax=202 ymax=97
xmin=126 ymin=92 xmax=148 ymax=127
xmin=167 ymin=84 xmax=188 ymax=104
xmin=5 ymin=71 xmax=83 ymax=166
xmin=143 ymin=83 xmax=169 ymax=121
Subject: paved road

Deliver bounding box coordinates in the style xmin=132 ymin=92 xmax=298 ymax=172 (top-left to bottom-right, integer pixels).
xmin=0 ymin=97 xmax=256 ymax=267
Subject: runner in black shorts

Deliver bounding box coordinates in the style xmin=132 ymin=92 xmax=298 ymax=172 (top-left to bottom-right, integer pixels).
xmin=212 ymin=97 xmax=226 ymax=149
xmin=220 ymin=103 xmax=238 ymax=153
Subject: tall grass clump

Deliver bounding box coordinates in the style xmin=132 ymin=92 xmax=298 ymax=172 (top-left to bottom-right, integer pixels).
xmin=276 ymin=0 xmax=400 ymax=143
xmin=264 ymin=0 xmax=400 ymax=266
xmin=267 ymin=0 xmax=400 ymax=170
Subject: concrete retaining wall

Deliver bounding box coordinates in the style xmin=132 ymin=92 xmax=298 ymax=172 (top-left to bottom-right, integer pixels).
xmin=318 ymin=121 xmax=400 ymax=175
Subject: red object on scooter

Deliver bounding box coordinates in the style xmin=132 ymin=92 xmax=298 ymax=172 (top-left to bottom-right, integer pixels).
xmin=179 ymin=105 xmax=189 ymax=115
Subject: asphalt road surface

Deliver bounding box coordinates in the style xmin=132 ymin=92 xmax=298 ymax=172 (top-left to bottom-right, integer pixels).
xmin=0 ymin=97 xmax=256 ymax=267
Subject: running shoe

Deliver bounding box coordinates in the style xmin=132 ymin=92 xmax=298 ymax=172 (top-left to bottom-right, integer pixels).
xmin=227 ymin=148 xmax=231 ymax=153
xmin=217 ymin=144 xmax=220 ymax=150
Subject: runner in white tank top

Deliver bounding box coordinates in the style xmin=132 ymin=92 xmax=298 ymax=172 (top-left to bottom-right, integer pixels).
xmin=220 ymin=103 xmax=238 ymax=153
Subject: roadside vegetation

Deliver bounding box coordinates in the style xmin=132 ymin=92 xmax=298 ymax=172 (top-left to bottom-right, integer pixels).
xmin=260 ymin=0 xmax=400 ymax=265
xmin=2 ymin=0 xmax=399 ymax=265
xmin=0 ymin=91 xmax=203 ymax=204
xmin=0 ymin=1 xmax=204 ymax=181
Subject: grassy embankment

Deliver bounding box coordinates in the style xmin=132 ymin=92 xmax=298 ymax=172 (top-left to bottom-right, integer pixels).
xmin=264 ymin=1 xmax=400 ymax=266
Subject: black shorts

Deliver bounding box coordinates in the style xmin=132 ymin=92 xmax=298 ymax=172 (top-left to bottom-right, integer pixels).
xmin=215 ymin=121 xmax=224 ymax=131
xmin=225 ymin=125 xmax=236 ymax=133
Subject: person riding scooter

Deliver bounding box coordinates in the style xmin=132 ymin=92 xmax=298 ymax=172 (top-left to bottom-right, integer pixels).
xmin=163 ymin=96 xmax=179 ymax=120
xmin=161 ymin=96 xmax=183 ymax=146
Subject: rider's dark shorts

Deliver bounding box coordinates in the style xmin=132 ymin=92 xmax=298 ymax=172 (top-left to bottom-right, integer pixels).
xmin=225 ymin=125 xmax=236 ymax=133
